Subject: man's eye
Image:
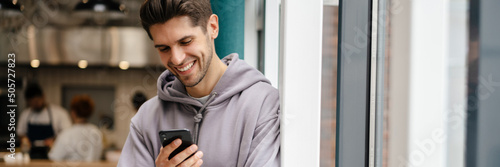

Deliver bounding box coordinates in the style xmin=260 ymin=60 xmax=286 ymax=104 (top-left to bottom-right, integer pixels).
xmin=180 ymin=39 xmax=192 ymax=45
xmin=160 ymin=47 xmax=170 ymax=52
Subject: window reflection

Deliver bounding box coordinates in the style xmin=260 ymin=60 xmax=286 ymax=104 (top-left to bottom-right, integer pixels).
xmin=321 ymin=5 xmax=338 ymax=167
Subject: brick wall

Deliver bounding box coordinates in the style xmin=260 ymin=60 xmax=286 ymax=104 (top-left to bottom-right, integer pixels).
xmin=321 ymin=6 xmax=339 ymax=167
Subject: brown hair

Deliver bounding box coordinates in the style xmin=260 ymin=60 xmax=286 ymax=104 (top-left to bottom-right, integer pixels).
xmin=140 ymin=0 xmax=213 ymax=40
xmin=70 ymin=95 xmax=95 ymax=120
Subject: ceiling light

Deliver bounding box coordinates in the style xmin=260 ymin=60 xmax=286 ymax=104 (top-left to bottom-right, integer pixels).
xmin=0 ymin=0 xmax=23 ymax=17
xmin=119 ymin=61 xmax=129 ymax=70
xmin=31 ymin=59 xmax=40 ymax=68
xmin=78 ymin=60 xmax=88 ymax=69
xmin=74 ymin=0 xmax=125 ymax=23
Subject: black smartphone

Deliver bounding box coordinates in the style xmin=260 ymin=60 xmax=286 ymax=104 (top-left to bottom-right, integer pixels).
xmin=159 ymin=129 xmax=194 ymax=160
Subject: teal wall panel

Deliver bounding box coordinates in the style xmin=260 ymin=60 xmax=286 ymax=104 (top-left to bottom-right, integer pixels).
xmin=211 ymin=0 xmax=245 ymax=59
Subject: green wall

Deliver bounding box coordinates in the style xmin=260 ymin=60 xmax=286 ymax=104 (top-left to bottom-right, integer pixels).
xmin=211 ymin=0 xmax=245 ymax=59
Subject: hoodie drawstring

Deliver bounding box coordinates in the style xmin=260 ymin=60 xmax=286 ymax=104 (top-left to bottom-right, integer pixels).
xmin=193 ymin=92 xmax=217 ymax=144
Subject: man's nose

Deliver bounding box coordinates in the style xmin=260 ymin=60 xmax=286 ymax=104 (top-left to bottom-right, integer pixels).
xmin=170 ymin=47 xmax=186 ymax=65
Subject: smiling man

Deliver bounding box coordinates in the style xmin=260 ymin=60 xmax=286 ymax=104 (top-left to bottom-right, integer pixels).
xmin=117 ymin=0 xmax=281 ymax=166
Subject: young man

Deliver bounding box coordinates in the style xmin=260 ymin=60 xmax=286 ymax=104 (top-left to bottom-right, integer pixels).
xmin=118 ymin=0 xmax=280 ymax=166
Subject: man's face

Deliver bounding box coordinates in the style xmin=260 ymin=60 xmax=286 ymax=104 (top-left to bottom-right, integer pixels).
xmin=28 ymin=96 xmax=45 ymax=112
xmin=150 ymin=16 xmax=214 ymax=87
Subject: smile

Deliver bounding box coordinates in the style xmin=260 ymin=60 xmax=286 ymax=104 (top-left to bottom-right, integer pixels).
xmin=176 ymin=61 xmax=194 ymax=72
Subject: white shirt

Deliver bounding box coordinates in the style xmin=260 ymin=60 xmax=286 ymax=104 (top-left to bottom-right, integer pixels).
xmin=17 ymin=104 xmax=72 ymax=137
xmin=48 ymin=123 xmax=103 ymax=161
xmin=188 ymin=94 xmax=210 ymax=104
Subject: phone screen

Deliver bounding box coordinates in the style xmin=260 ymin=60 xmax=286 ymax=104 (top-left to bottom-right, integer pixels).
xmin=159 ymin=129 xmax=194 ymax=160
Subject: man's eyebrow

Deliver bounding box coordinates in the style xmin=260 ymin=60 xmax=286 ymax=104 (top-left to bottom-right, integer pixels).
xmin=177 ymin=35 xmax=193 ymax=42
xmin=154 ymin=44 xmax=166 ymax=48
xmin=154 ymin=35 xmax=194 ymax=48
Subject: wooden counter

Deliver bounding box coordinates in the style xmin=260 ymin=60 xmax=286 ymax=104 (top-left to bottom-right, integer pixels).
xmin=0 ymin=160 xmax=117 ymax=167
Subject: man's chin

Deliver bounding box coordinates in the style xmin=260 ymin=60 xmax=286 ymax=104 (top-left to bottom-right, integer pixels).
xmin=182 ymin=81 xmax=199 ymax=87
xmin=181 ymin=78 xmax=203 ymax=87
xmin=177 ymin=71 xmax=205 ymax=87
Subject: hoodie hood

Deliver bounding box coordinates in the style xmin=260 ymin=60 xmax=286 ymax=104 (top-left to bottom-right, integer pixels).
xmin=157 ymin=53 xmax=271 ymax=108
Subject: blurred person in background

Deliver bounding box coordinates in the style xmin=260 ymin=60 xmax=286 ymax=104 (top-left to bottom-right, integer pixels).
xmin=131 ymin=91 xmax=148 ymax=113
xmin=118 ymin=0 xmax=280 ymax=166
xmin=17 ymin=82 xmax=72 ymax=159
xmin=48 ymin=95 xmax=103 ymax=161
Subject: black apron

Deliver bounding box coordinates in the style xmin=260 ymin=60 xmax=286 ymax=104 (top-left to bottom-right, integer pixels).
xmin=27 ymin=107 xmax=55 ymax=159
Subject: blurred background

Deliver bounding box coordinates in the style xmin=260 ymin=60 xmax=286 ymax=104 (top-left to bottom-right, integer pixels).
xmin=0 ymin=0 xmax=171 ymax=165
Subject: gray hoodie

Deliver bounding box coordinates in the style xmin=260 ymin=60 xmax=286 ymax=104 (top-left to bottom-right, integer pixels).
xmin=118 ymin=54 xmax=280 ymax=167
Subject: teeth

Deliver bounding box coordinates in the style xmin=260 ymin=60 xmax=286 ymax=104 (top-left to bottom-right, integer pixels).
xmin=177 ymin=62 xmax=194 ymax=72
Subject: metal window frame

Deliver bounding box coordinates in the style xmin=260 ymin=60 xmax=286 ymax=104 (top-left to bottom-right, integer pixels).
xmin=335 ymin=0 xmax=386 ymax=166
xmin=335 ymin=0 xmax=373 ymax=166
xmin=466 ymin=0 xmax=500 ymax=166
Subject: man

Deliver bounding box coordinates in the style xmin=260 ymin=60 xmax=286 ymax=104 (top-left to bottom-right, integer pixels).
xmin=48 ymin=95 xmax=103 ymax=161
xmin=17 ymin=83 xmax=72 ymax=159
xmin=117 ymin=0 xmax=280 ymax=166
xmin=131 ymin=91 xmax=148 ymax=113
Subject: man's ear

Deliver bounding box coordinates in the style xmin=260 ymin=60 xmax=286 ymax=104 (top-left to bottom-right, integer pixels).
xmin=207 ymin=14 xmax=219 ymax=39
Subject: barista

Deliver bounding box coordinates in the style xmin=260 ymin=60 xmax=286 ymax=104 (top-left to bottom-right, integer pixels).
xmin=17 ymin=83 xmax=72 ymax=159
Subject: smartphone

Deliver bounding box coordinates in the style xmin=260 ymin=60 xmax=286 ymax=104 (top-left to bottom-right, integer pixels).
xmin=159 ymin=129 xmax=194 ymax=160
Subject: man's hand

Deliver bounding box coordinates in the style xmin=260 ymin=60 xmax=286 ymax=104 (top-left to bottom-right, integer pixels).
xmin=20 ymin=136 xmax=31 ymax=149
xmin=44 ymin=137 xmax=55 ymax=148
xmin=156 ymin=139 xmax=204 ymax=167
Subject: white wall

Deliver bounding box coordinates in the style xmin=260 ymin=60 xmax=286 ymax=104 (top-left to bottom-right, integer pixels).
xmin=446 ymin=0 xmax=467 ymax=167
xmin=244 ymin=0 xmax=259 ymax=69
xmin=280 ymin=0 xmax=323 ymax=166
xmin=388 ymin=0 xmax=451 ymax=166
xmin=264 ymin=0 xmax=280 ymax=88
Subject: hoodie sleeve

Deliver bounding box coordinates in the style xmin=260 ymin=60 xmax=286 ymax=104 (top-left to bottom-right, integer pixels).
xmin=244 ymin=89 xmax=281 ymax=167
xmin=117 ymin=121 xmax=155 ymax=167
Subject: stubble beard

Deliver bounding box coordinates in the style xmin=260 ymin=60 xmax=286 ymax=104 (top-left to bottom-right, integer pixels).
xmin=182 ymin=37 xmax=213 ymax=87
xmin=32 ymin=103 xmax=45 ymax=113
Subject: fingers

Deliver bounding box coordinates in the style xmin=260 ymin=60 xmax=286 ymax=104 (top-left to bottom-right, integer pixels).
xmin=169 ymin=144 xmax=199 ymax=165
xmin=165 ymin=139 xmax=182 ymax=156
xmin=156 ymin=139 xmax=182 ymax=166
xmin=156 ymin=140 xmax=203 ymax=167
xmin=177 ymin=151 xmax=203 ymax=167
xmin=193 ymin=158 xmax=203 ymax=167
